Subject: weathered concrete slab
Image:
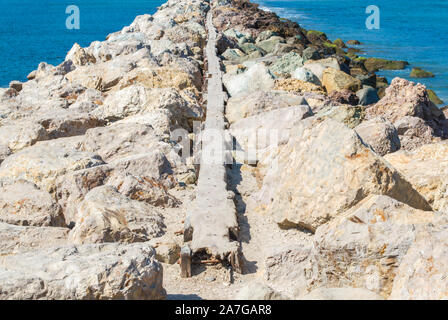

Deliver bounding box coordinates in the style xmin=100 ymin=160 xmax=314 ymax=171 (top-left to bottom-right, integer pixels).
xmin=184 ymin=4 xmax=242 ymax=273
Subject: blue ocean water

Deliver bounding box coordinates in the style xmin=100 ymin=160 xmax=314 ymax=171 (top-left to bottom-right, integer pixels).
xmin=0 ymin=0 xmax=164 ymax=86
xmin=254 ymin=0 xmax=448 ymax=105
xmin=0 ymin=1 xmax=446 ymax=105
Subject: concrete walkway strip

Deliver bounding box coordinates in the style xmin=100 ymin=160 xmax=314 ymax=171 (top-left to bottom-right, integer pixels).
xmin=181 ymin=1 xmax=243 ymax=276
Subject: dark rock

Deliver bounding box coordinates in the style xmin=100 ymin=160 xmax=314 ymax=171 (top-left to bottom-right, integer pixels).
xmin=306 ymin=30 xmax=327 ymax=43
xmin=328 ymin=89 xmax=360 ymax=106
xmin=302 ymin=47 xmax=321 ymax=61
xmin=9 ymin=81 xmax=23 ymax=92
xmin=333 ymin=38 xmax=346 ymax=48
xmin=216 ymin=33 xmax=239 ymax=55
xmin=356 ymin=87 xmax=380 ymax=105
xmin=355 ymin=74 xmax=377 ymax=88
xmin=347 ymin=40 xmax=362 ymax=45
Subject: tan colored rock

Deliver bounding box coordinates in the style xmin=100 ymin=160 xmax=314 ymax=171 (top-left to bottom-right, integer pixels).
xmin=384 ymin=141 xmax=448 ymax=212
xmin=0 ymin=243 xmax=165 ymax=300
xmin=93 ymin=86 xmax=203 ymax=132
xmin=66 ymin=49 xmax=156 ymax=92
xmin=0 ymin=137 xmax=105 ymax=193
xmin=314 ymin=195 xmax=434 ymax=297
xmin=226 ymin=91 xmax=307 ymax=124
xmin=149 ymin=236 xmax=181 ymax=264
xmin=65 ymin=43 xmax=97 ymax=66
xmin=355 ymin=117 xmax=401 ymax=156
xmin=390 ymin=226 xmax=448 ymax=300
xmin=69 ymin=186 xmax=165 ymax=244
xmin=322 ymin=68 xmax=362 ymax=93
xmin=37 ymin=109 xmax=105 ymax=140
xmin=106 ymin=172 xmax=179 ymax=208
xmin=255 ymin=119 xmax=430 ymax=232
xmin=303 ymin=57 xmax=340 ymax=80
xmin=230 ymin=105 xmax=312 ymax=163
xmin=0 ymin=181 xmax=65 ymax=227
xmin=117 ymin=67 xmax=200 ymax=93
xmin=81 ymin=122 xmax=163 ymax=162
xmin=55 ymin=165 xmax=111 ymax=227
xmin=0 ymin=222 xmax=69 ymax=256
xmin=273 ymin=79 xmax=324 ymax=94
xmin=0 ymin=122 xmax=48 ymax=153
xmin=265 ymin=195 xmax=436 ymax=298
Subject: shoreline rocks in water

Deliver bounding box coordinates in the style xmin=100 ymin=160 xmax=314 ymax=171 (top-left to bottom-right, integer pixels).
xmin=410 ymin=67 xmax=435 ymax=78
xmin=0 ymin=0 xmax=447 ymax=300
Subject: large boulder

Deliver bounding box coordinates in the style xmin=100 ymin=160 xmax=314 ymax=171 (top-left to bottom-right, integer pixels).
xmin=225 ymin=90 xmax=307 ymax=124
xmin=316 ymin=104 xmax=365 ymax=128
xmin=0 ymin=181 xmax=65 ymax=227
xmin=269 ymin=52 xmax=304 ymax=76
xmin=80 ymin=122 xmax=165 ymax=162
xmin=303 ymin=57 xmax=340 ymax=80
xmin=384 ymin=141 xmax=448 ymax=212
xmin=94 ymin=86 xmax=202 ymax=132
xmin=256 ymin=36 xmax=286 ymax=53
xmin=265 ymin=195 xmax=436 ymax=298
xmin=0 ymin=243 xmax=166 ymax=300
xmin=322 ymin=68 xmax=362 ymax=93
xmin=365 ymin=78 xmax=448 ymax=148
xmin=356 ymin=87 xmax=380 ymax=105
xmin=0 ymin=122 xmax=48 ymax=153
xmin=223 ymin=63 xmax=276 ymax=98
xmin=393 ymin=116 xmax=435 ymax=151
xmin=106 ymin=172 xmax=179 ymax=208
xmin=0 ymin=222 xmax=69 ymax=256
xmin=36 ymin=109 xmax=105 ymax=140
xmin=69 ymin=186 xmax=165 ymax=244
xmin=390 ymin=226 xmax=448 ymax=300
xmin=231 ymin=105 xmax=312 ymax=163
xmin=55 ymin=165 xmax=111 ymax=227
xmin=0 ymin=137 xmax=105 ymax=193
xmin=291 ymin=67 xmax=321 ymax=85
xmin=355 ymin=117 xmax=401 ymax=156
xmin=254 ymin=119 xmax=430 ymax=232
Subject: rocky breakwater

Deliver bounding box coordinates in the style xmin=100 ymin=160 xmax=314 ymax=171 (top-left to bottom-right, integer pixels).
xmin=214 ymin=0 xmax=448 ymax=300
xmin=0 ymin=0 xmax=211 ymax=299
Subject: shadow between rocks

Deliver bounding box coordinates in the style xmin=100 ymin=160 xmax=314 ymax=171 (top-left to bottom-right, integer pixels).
xmin=226 ymin=162 xmax=258 ymax=275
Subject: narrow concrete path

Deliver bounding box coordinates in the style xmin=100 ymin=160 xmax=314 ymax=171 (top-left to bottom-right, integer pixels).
xmin=183 ymin=3 xmax=243 ymax=273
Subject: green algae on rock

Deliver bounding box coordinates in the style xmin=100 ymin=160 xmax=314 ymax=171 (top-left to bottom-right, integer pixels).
xmin=427 ymin=88 xmax=444 ymax=105
xmin=410 ymin=67 xmax=435 ymax=78
xmin=363 ymin=57 xmax=409 ymax=72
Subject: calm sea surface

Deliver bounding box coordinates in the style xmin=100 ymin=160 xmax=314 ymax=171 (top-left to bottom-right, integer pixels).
xmin=0 ymin=0 xmax=164 ymax=85
xmin=254 ymin=0 xmax=448 ymax=104
xmin=1 ymin=0 xmax=446 ymax=104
